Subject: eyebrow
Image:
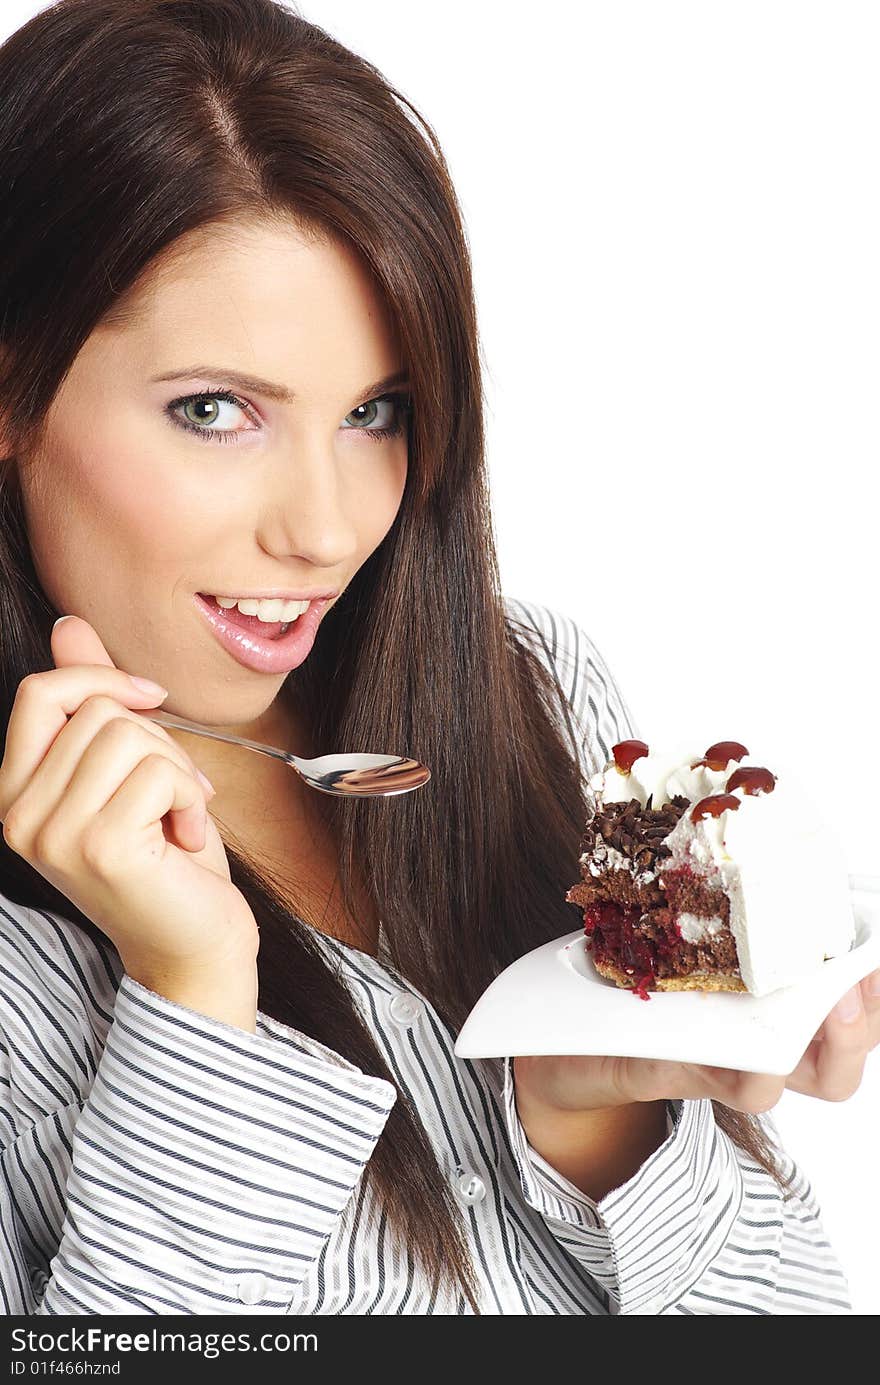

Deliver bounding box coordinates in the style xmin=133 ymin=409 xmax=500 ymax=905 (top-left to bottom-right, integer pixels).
xmin=150 ymin=365 xmax=410 ymax=404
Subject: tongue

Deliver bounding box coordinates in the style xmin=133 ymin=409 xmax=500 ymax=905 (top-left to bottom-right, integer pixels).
xmin=204 ymin=595 xmax=287 ymax=640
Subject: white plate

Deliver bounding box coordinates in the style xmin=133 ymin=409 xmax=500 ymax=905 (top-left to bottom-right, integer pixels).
xmin=454 ymin=879 xmax=880 ymax=1075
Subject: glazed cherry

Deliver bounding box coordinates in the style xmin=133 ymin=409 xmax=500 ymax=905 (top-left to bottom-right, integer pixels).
xmin=727 ymin=765 xmax=776 ymax=796
xmin=691 ymin=740 xmax=749 ymax=772
xmin=691 ymin=792 xmax=741 ymax=822
xmin=611 ymin=739 xmax=650 ymax=773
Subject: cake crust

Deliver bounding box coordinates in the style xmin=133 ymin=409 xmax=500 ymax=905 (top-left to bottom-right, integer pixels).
xmin=591 ymin=956 xmax=747 ymax=994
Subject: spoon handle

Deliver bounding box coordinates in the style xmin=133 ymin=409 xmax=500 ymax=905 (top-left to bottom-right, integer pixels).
xmin=145 ymin=711 xmax=300 ymax=767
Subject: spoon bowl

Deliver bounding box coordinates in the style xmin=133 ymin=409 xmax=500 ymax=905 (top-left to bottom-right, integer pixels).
xmin=146 ymin=711 xmax=430 ymax=797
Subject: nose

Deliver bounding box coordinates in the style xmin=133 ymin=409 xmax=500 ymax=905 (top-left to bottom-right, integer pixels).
xmin=258 ymin=434 xmax=360 ymax=570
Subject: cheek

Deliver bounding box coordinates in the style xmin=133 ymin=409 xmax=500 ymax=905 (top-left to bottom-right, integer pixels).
xmin=28 ymin=427 xmax=193 ymax=591
xmin=352 ymin=449 xmax=407 ymax=543
xmin=77 ymin=446 xmax=182 ymax=572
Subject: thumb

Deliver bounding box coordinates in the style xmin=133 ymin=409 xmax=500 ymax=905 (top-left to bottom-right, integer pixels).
xmin=50 ymin=614 xmax=117 ymax=671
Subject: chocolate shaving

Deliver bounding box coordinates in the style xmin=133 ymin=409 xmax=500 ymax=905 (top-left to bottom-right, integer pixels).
xmin=578 ymin=793 xmax=690 ymax=874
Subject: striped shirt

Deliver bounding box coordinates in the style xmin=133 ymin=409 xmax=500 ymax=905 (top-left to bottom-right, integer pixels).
xmin=0 ymin=596 xmax=851 ymax=1315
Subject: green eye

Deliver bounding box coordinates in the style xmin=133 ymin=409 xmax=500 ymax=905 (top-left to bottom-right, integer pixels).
xmin=341 ymin=393 xmax=412 ymax=441
xmin=166 ymin=389 xmax=254 ymax=445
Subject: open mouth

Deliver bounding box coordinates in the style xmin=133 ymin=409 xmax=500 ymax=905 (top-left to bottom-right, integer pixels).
xmin=193 ymin=591 xmax=331 ymax=675
xmin=197 ymin=594 xmax=303 ymax=641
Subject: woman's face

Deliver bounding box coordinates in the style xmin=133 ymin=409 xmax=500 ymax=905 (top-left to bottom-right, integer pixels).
xmin=15 ymin=218 xmax=409 ymax=744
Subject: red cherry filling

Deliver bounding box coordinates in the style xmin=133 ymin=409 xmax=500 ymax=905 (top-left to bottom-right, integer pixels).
xmin=581 ymin=900 xmax=682 ymax=1000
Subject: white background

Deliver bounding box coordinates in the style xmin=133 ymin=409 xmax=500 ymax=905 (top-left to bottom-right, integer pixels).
xmin=6 ymin=0 xmax=878 ymax=1314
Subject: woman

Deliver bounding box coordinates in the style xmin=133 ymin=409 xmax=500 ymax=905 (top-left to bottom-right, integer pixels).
xmin=0 ymin=0 xmax=875 ymax=1316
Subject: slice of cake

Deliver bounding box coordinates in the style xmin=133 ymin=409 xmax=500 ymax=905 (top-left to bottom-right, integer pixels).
xmin=565 ymin=739 xmax=856 ymax=999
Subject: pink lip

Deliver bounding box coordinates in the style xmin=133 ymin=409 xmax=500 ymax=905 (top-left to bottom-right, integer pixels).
xmin=193 ymin=592 xmax=331 ymax=674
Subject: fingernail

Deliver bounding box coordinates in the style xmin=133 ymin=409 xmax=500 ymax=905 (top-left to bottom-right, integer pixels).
xmin=834 ymin=986 xmax=861 ymax=1022
xmin=867 ymin=969 xmax=880 ymax=999
xmin=196 ymin=768 xmax=216 ymax=797
xmin=52 ymin=615 xmax=74 ymax=630
xmin=128 ymin=675 xmax=168 ymax=697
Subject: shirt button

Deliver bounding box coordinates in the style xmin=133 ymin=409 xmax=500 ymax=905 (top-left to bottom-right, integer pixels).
xmin=455 ymin=1170 xmax=486 ymax=1205
xmin=236 ymin=1273 xmax=268 ymax=1305
xmin=388 ymin=992 xmax=423 ymax=1026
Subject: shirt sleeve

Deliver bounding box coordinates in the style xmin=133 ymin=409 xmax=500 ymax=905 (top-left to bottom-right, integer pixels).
xmin=1 ymin=960 xmax=397 ymax=1315
xmin=501 ymin=1059 xmax=851 ymax=1314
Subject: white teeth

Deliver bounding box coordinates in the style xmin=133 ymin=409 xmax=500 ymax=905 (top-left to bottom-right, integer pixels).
xmin=212 ymin=596 xmax=310 ymax=622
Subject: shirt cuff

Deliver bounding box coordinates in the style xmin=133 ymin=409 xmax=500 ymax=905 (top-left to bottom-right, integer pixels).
xmin=502 ymin=1057 xmax=743 ymax=1314
xmin=46 ymin=974 xmax=397 ymax=1314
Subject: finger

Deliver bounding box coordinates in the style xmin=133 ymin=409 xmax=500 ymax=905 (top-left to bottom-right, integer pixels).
xmin=786 ymin=986 xmax=869 ymax=1100
xmin=621 ymin=1059 xmax=785 ymax=1114
xmin=61 ymin=709 xmax=210 ymax=853
xmin=82 ymin=751 xmax=210 ymax=869
xmin=118 ymin=707 xmax=216 ymax=796
xmin=859 ymin=969 xmax=880 ymax=1052
xmin=53 ymin=736 xmax=208 ymax=869
xmin=46 ymin=615 xmax=202 ymax=785
xmin=0 ymin=666 xmax=168 ymax=813
xmin=49 ymin=613 xmax=118 ymax=670
xmin=7 ymin=705 xmax=209 ymax=858
xmin=4 ymin=688 xmax=212 ymax=823
xmin=708 ymin=1068 xmax=786 ymax=1114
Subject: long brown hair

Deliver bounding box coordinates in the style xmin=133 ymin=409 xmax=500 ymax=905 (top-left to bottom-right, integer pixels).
xmin=0 ymin=0 xmax=791 ymax=1313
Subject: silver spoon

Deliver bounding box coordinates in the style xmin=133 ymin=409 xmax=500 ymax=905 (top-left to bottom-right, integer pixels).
xmin=146 ymin=710 xmax=431 ymax=798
